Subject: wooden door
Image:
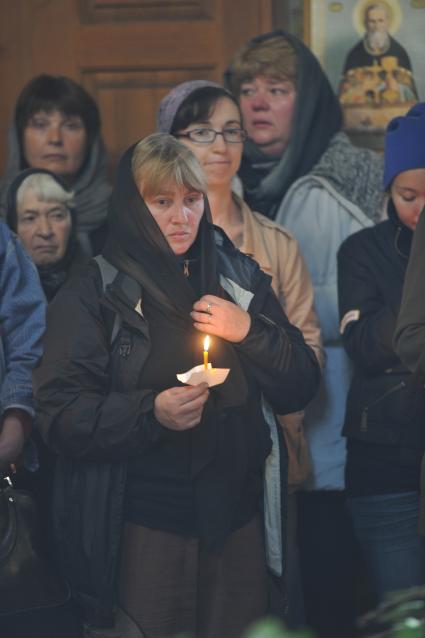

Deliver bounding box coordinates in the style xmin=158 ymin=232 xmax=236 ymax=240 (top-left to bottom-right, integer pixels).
xmin=0 ymin=0 xmax=273 ymax=174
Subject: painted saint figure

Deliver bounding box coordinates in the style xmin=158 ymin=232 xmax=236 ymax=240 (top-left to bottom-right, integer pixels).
xmin=343 ymin=2 xmax=413 ymax=73
xmin=338 ymin=1 xmax=418 ymax=143
xmin=339 ymin=1 xmax=417 ymax=109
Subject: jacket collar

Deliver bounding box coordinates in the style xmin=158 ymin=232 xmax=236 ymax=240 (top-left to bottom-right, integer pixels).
xmin=234 ymin=193 xmax=273 ymax=272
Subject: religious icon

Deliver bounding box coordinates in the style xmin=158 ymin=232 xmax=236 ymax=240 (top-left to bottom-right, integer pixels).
xmin=338 ymin=0 xmax=418 ymax=143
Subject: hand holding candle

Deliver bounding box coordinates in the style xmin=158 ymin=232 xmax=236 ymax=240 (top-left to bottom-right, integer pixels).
xmin=177 ymin=334 xmax=229 ymax=387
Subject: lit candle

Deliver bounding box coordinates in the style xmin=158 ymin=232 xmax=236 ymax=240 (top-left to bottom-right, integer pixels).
xmin=203 ymin=335 xmax=210 ymax=370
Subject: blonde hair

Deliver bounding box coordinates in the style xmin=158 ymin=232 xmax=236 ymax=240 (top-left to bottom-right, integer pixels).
xmin=131 ymin=133 xmax=207 ymax=198
xmin=226 ymin=34 xmax=297 ymax=97
xmin=16 ymin=173 xmax=74 ymax=211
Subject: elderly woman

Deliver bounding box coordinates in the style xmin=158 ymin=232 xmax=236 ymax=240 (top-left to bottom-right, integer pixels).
xmin=33 ymin=133 xmax=320 ymax=638
xmin=157 ymin=79 xmax=323 ymax=626
xmin=0 ymin=74 xmax=111 ymax=254
xmin=6 ymin=168 xmax=88 ymax=300
xmin=3 ymin=168 xmax=87 ymax=637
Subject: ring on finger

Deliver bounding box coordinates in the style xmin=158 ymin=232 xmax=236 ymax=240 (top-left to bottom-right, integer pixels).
xmin=206 ymin=302 xmax=212 ymax=315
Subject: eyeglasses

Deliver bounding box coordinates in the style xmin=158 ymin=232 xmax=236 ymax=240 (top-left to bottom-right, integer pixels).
xmin=176 ymin=127 xmax=247 ymax=144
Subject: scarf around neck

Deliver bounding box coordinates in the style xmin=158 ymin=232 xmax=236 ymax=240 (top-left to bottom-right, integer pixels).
xmin=310 ymin=132 xmax=384 ymax=223
xmin=36 ymin=239 xmax=81 ymax=302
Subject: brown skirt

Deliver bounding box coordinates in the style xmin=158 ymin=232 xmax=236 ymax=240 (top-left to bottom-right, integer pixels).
xmin=118 ymin=516 xmax=268 ymax=638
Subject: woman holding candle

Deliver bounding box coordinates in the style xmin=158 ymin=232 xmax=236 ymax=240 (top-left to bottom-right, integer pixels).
xmin=33 ymin=133 xmax=320 ymax=638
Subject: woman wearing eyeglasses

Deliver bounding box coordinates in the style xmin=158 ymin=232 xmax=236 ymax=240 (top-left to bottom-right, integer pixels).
xmin=157 ymin=80 xmax=323 ymax=626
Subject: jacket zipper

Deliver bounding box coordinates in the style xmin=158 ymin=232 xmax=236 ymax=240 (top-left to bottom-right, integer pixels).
xmin=360 ymin=381 xmax=406 ymax=432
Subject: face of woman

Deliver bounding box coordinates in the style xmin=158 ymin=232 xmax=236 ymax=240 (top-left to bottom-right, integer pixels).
xmin=23 ymin=109 xmax=88 ymax=185
xmin=17 ymin=188 xmax=72 ymax=266
xmin=142 ymin=183 xmax=205 ymax=255
xmin=239 ymin=75 xmax=296 ymax=157
xmin=176 ymin=97 xmax=243 ymax=188
xmin=391 ymin=168 xmax=425 ymax=231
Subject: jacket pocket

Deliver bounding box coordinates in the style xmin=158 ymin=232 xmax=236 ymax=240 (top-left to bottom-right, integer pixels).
xmin=343 ymin=371 xmax=424 ymax=447
xmin=359 ymin=380 xmax=406 ymax=435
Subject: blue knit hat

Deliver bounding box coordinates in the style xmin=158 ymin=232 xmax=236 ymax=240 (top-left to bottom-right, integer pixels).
xmin=384 ymin=102 xmax=425 ymax=190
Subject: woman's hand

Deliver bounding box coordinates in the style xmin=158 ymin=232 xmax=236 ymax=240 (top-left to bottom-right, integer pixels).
xmin=191 ymin=295 xmax=251 ymax=343
xmin=0 ymin=415 xmax=25 ymax=473
xmin=154 ymin=383 xmax=209 ymax=431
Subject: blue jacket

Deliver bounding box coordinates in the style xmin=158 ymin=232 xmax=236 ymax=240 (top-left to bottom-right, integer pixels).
xmin=0 ymin=220 xmax=45 ymax=416
xmin=276 ymin=174 xmax=374 ymax=489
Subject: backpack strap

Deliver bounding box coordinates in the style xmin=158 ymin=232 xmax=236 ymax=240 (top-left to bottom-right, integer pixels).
xmin=94 ymin=254 xmax=119 ymax=287
xmin=93 ymin=255 xmax=121 ymax=344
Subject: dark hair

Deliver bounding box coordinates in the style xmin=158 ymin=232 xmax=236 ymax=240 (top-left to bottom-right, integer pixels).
xmin=170 ymin=86 xmax=242 ymax=134
xmin=15 ymin=74 xmax=101 ymax=152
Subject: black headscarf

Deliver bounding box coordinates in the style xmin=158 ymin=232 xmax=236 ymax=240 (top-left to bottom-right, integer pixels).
xmin=103 ymin=144 xmax=218 ymax=322
xmin=6 ymin=167 xmax=79 ymax=301
xmin=226 ymin=29 xmax=343 ymax=217
xmin=103 ymin=142 xmax=260 ymax=549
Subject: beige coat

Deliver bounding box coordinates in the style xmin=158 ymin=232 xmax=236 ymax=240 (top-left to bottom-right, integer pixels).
xmin=236 ymin=195 xmax=324 ymax=491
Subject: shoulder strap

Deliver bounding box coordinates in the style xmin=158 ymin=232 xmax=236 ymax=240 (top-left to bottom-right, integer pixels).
xmin=93 ymin=255 xmax=121 ymax=344
xmin=94 ymin=254 xmax=118 ymax=287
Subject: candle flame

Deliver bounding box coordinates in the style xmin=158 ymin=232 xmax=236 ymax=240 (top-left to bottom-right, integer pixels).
xmin=203 ymin=335 xmax=210 ymax=352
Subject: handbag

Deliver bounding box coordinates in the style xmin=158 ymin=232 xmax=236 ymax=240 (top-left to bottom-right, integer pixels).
xmin=0 ymin=474 xmax=69 ymax=615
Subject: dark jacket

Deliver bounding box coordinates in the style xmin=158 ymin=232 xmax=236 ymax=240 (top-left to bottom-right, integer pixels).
xmin=338 ymin=203 xmax=425 ymax=471
xmin=36 ymin=244 xmax=90 ymax=302
xmin=394 ymin=205 xmax=425 ymax=532
xmin=395 ymin=208 xmax=425 ymax=374
xmin=33 ymin=229 xmax=320 ymax=626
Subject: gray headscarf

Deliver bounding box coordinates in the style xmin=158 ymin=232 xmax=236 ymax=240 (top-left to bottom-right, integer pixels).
xmin=157 ymin=80 xmax=224 ymax=133
xmin=0 ymin=122 xmax=111 ymax=254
